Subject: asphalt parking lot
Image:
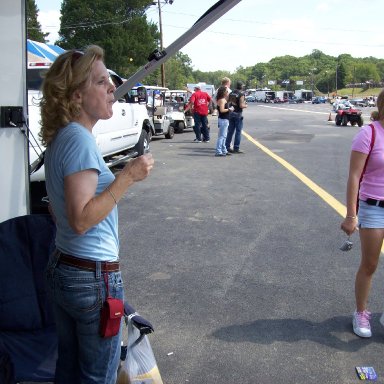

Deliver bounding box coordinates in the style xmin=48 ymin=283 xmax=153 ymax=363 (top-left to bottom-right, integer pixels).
xmin=116 ymin=102 xmax=384 ymax=384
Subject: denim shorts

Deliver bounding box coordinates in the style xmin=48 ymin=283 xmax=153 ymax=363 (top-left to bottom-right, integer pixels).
xmin=358 ymin=200 xmax=384 ymax=228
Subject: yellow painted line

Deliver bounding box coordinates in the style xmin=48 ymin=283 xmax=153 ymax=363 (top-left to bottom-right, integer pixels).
xmin=243 ymin=130 xmax=384 ymax=253
xmin=242 ymin=130 xmax=346 ymax=216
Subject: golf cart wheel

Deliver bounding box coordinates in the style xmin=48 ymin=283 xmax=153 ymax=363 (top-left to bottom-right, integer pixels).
xmin=165 ymin=124 xmax=175 ymax=139
xmin=175 ymin=122 xmax=185 ymax=134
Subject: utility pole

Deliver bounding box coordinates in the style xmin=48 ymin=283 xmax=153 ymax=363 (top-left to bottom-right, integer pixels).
xmin=157 ymin=0 xmax=165 ymax=87
xmin=335 ymin=64 xmax=338 ymax=96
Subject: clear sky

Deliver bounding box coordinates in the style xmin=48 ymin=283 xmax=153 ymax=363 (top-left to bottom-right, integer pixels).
xmin=36 ymin=0 xmax=383 ymax=73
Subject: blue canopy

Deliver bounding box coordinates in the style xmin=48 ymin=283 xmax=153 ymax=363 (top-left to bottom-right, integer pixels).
xmin=27 ymin=39 xmax=65 ymax=63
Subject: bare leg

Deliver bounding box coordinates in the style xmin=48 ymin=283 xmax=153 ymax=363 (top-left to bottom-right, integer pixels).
xmin=355 ymin=228 xmax=384 ymax=312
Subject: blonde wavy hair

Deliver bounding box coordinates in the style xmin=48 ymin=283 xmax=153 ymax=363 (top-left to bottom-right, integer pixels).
xmin=39 ymin=45 xmax=104 ymax=146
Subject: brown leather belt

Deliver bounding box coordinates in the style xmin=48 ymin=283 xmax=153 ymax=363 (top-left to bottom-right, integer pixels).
xmin=59 ymin=253 xmax=120 ymax=272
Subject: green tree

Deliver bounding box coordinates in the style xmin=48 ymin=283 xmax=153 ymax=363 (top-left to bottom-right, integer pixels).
xmin=163 ymin=52 xmax=194 ymax=89
xmin=27 ymin=0 xmax=47 ymax=42
xmin=354 ymin=63 xmax=380 ymax=84
xmin=58 ymin=0 xmax=159 ymax=77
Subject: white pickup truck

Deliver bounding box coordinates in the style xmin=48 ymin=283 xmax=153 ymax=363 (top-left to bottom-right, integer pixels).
xmin=28 ymin=64 xmax=153 ymax=183
xmin=27 ymin=63 xmax=153 ymax=212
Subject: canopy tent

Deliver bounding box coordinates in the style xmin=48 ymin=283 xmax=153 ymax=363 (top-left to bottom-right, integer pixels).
xmin=27 ymin=39 xmax=65 ymax=64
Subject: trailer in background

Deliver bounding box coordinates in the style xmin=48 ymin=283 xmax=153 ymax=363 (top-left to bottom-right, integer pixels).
xmin=294 ymin=89 xmax=313 ymax=102
xmin=275 ymin=91 xmax=294 ymax=102
xmin=255 ymin=88 xmax=276 ymax=103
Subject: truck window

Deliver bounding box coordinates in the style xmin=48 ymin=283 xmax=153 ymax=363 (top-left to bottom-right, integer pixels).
xmin=27 ymin=68 xmax=48 ymax=91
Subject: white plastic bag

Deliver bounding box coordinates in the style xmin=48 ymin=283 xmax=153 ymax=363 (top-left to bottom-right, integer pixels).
xmin=116 ymin=315 xmax=163 ymax=384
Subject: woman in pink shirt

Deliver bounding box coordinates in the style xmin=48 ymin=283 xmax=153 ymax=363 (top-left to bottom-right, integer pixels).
xmin=341 ymin=89 xmax=384 ymax=338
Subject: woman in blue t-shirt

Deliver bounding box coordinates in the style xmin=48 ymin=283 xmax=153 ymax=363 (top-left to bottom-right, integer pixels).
xmin=40 ymin=45 xmax=154 ymax=384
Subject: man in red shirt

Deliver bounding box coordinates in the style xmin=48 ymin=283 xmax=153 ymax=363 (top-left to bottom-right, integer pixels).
xmin=187 ymin=85 xmax=211 ymax=142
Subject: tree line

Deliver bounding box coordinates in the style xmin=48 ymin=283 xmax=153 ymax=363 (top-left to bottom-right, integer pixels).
xmin=27 ymin=0 xmax=384 ymax=93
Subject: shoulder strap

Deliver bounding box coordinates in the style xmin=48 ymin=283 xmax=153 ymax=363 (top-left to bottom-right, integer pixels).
xmin=362 ymin=123 xmax=375 ymax=175
xmin=357 ymin=124 xmax=375 ymax=213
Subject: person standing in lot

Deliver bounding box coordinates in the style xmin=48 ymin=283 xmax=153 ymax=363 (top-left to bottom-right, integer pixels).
xmin=40 ymin=45 xmax=154 ymax=383
xmin=186 ymin=85 xmax=211 ymax=142
xmin=215 ymin=86 xmax=234 ymax=157
xmin=226 ymin=80 xmax=247 ymax=153
xmin=221 ymin=76 xmax=232 ymax=93
xmin=341 ymin=89 xmax=384 ymax=339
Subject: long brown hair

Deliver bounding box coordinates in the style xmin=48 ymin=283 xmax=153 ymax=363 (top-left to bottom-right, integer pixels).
xmin=216 ymin=86 xmax=228 ymax=101
xmin=39 ymin=45 xmax=104 ymax=146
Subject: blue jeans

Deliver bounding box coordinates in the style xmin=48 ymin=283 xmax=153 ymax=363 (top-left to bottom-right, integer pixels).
xmin=193 ymin=112 xmax=210 ymax=141
xmin=215 ymin=118 xmax=229 ymax=154
xmin=46 ymin=250 xmax=124 ymax=384
xmin=226 ymin=112 xmax=243 ymax=151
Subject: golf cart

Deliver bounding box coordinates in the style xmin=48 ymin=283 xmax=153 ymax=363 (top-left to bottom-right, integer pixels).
xmin=144 ymin=86 xmax=175 ymax=139
xmin=165 ymin=90 xmax=194 ymax=133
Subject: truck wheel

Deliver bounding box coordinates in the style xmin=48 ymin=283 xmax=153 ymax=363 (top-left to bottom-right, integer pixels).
xmin=133 ymin=129 xmax=149 ymax=156
xmin=165 ymin=124 xmax=174 ymax=139
xmin=342 ymin=115 xmax=348 ymax=126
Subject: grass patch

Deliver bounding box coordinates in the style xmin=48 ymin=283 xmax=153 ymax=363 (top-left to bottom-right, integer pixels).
xmin=336 ymin=87 xmax=382 ymax=97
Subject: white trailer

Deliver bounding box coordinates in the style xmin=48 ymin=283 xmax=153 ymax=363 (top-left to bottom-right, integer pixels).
xmin=0 ymin=0 xmax=29 ymax=222
xmin=255 ymin=88 xmax=276 ymax=103
xmin=275 ymin=91 xmax=294 ymax=101
xmin=294 ymin=89 xmax=313 ymax=102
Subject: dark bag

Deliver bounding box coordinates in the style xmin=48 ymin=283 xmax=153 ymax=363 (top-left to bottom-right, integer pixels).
xmin=100 ymin=297 xmax=124 ymax=338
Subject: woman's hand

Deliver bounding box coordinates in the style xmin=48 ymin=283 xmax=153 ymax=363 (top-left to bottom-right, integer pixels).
xmin=121 ymin=153 xmax=154 ymax=182
xmin=341 ymin=217 xmax=358 ymax=236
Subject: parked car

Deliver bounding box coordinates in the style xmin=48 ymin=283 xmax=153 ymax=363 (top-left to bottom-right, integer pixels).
xmin=245 ymin=94 xmax=256 ymax=102
xmin=289 ymin=96 xmax=304 ymax=104
xmin=350 ymin=98 xmax=376 ymax=107
xmin=350 ymin=98 xmax=368 ymax=107
xmin=312 ymin=96 xmax=326 ymax=104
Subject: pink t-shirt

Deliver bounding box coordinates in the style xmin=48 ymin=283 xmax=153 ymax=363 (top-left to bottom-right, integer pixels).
xmin=352 ymin=121 xmax=384 ymax=200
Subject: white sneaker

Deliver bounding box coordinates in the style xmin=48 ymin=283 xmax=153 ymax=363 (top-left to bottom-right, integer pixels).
xmin=353 ymin=310 xmax=372 ymax=338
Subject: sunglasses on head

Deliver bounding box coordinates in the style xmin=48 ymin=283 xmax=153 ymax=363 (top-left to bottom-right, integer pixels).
xmin=71 ymin=50 xmax=84 ymax=67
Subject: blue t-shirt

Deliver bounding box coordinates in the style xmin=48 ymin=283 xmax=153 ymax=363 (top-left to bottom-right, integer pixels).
xmin=45 ymin=122 xmax=119 ymax=261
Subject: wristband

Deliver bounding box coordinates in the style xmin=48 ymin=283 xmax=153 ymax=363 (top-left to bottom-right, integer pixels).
xmin=106 ymin=186 xmax=117 ymax=205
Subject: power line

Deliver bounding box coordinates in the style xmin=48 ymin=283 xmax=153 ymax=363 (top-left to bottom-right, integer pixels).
xmin=159 ymin=9 xmax=378 ymax=34
xmin=161 ymin=23 xmax=384 ymax=49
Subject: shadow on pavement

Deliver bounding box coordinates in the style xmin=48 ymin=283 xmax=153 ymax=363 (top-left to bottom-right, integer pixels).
xmin=211 ymin=314 xmax=384 ymax=352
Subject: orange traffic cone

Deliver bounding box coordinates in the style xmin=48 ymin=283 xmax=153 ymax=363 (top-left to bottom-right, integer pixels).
xmin=328 ymin=113 xmax=332 ymax=121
